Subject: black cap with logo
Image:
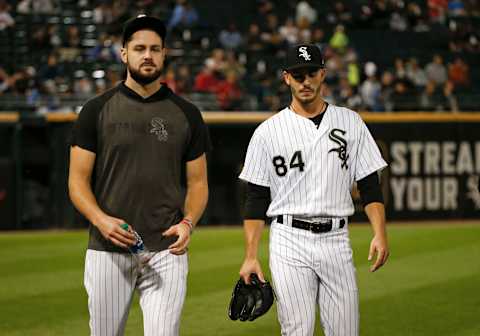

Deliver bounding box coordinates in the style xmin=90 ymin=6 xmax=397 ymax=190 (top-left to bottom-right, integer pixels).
xmin=284 ymin=44 xmax=325 ymax=71
xmin=122 ymin=14 xmax=167 ymax=46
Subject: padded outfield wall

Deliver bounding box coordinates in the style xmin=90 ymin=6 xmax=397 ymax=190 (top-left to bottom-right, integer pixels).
xmin=0 ymin=112 xmax=479 ymax=229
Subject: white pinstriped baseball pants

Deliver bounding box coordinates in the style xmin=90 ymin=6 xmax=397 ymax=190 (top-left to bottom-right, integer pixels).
xmin=269 ymin=220 xmax=359 ymax=336
xmin=84 ymin=249 xmax=188 ymax=336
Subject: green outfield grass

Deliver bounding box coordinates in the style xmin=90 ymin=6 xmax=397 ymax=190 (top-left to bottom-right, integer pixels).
xmin=0 ymin=222 xmax=479 ymax=336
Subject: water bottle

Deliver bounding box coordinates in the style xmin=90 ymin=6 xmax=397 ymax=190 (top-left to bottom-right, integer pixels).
xmin=120 ymin=223 xmax=152 ymax=265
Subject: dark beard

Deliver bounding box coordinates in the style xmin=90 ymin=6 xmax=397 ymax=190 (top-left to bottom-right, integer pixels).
xmin=128 ymin=63 xmax=162 ymax=85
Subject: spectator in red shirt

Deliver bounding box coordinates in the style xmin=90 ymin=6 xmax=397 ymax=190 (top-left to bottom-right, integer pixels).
xmin=216 ymin=70 xmax=242 ymax=110
xmin=194 ymin=64 xmax=220 ymax=93
xmin=428 ymin=0 xmax=448 ymax=23
xmin=448 ymin=57 xmax=469 ymax=88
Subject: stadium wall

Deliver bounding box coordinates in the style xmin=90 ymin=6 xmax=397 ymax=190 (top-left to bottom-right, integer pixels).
xmin=0 ymin=111 xmax=479 ymax=229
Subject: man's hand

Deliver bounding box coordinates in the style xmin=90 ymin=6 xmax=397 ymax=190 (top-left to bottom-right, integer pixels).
xmin=163 ymin=221 xmax=191 ymax=255
xmin=240 ymin=258 xmax=265 ymax=284
xmin=368 ymin=234 xmax=389 ymax=272
xmin=94 ymin=215 xmax=136 ymax=249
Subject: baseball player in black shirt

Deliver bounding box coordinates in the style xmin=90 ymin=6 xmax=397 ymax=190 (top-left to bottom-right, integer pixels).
xmin=68 ymin=15 xmax=210 ymax=336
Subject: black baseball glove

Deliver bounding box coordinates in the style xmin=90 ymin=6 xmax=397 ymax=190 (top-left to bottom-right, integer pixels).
xmin=228 ymin=273 xmax=274 ymax=321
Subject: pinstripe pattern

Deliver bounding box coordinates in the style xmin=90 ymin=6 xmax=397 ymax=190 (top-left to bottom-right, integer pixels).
xmin=138 ymin=250 xmax=188 ymax=336
xmin=315 ymin=228 xmax=359 ymax=336
xmin=84 ymin=249 xmax=188 ymax=336
xmin=240 ymin=104 xmax=386 ymax=336
xmin=270 ymin=221 xmax=317 ymax=336
xmin=270 ymin=220 xmax=358 ymax=336
xmin=239 ymin=105 xmax=387 ymax=218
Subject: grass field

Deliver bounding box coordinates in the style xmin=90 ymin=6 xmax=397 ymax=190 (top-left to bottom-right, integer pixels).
xmin=0 ymin=222 xmax=479 ymax=336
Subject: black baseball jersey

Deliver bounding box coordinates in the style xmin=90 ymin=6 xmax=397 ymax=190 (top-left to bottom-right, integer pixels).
xmin=71 ymin=82 xmax=211 ymax=252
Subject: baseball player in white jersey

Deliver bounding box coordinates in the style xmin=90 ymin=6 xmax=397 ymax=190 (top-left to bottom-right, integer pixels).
xmin=238 ymin=44 xmax=390 ymax=336
xmin=68 ymin=16 xmax=210 ymax=335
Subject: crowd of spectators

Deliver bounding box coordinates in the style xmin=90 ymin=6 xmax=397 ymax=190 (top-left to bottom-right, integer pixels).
xmin=0 ymin=0 xmax=479 ymax=112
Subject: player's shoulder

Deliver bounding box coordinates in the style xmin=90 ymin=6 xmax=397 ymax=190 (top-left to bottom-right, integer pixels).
xmin=328 ymin=104 xmax=365 ymax=126
xmin=80 ymin=85 xmax=120 ymax=115
xmin=167 ymin=89 xmax=205 ymax=126
xmin=328 ymin=104 xmax=362 ymax=120
xmin=168 ymin=90 xmax=201 ymax=114
xmin=256 ymin=108 xmax=289 ymax=130
xmin=246 ymin=109 xmax=288 ymax=144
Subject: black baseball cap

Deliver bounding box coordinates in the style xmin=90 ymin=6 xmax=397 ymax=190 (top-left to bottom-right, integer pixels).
xmin=284 ymin=44 xmax=325 ymax=71
xmin=122 ymin=14 xmax=167 ymax=46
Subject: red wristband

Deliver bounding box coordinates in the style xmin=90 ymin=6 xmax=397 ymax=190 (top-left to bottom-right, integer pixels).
xmin=181 ymin=218 xmax=193 ymax=232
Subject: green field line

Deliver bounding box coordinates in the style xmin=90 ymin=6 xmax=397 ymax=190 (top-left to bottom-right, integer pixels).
xmin=0 ymin=270 xmax=83 ymax=302
xmin=357 ymin=244 xmax=480 ymax=298
xmin=360 ymin=273 xmax=480 ymax=336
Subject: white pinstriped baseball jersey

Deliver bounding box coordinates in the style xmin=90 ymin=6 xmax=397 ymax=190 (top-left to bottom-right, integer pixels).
xmin=239 ymin=105 xmax=387 ymax=218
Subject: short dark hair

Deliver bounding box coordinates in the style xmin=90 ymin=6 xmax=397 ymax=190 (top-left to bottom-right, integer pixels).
xmin=122 ymin=15 xmax=167 ymax=46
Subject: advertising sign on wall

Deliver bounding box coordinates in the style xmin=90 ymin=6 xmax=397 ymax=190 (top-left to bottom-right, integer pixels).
xmin=367 ymin=121 xmax=480 ymax=220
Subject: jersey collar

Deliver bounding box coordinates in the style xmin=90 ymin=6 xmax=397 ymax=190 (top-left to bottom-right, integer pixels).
xmin=119 ymin=81 xmax=171 ymax=103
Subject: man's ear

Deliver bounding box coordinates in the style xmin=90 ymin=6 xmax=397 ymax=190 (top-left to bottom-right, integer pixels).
xmin=283 ymin=70 xmax=290 ymax=86
xmin=319 ymin=68 xmax=327 ymax=81
xmin=120 ymin=47 xmax=127 ymax=64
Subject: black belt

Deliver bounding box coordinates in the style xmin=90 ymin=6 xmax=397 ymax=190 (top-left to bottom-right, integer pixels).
xmin=277 ymin=215 xmax=345 ymax=233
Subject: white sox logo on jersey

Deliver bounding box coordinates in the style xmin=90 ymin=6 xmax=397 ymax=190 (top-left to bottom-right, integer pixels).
xmin=298 ymin=46 xmax=311 ymax=61
xmin=150 ymin=117 xmax=168 ymax=141
xmin=328 ymin=128 xmax=349 ymax=169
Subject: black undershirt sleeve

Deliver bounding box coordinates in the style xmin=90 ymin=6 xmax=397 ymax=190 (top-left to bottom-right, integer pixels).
xmin=245 ymin=172 xmax=384 ymax=218
xmin=244 ymin=173 xmax=382 ymax=219
xmin=244 ymin=182 xmax=271 ymax=220
xmin=357 ymin=172 xmax=384 ymax=206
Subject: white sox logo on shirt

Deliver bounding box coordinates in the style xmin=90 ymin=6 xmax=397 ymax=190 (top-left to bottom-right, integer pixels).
xmin=298 ymin=46 xmax=311 ymax=61
xmin=328 ymin=128 xmax=349 ymax=169
xmin=150 ymin=117 xmax=168 ymax=141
